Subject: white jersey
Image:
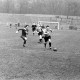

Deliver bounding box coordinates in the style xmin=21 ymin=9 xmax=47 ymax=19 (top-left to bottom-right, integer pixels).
xmin=42 ymin=27 xmax=52 ymax=35
xmin=37 ymin=23 xmax=40 ymax=27
xmin=37 ymin=26 xmax=42 ymax=32
xmin=42 ymin=28 xmax=48 ymax=34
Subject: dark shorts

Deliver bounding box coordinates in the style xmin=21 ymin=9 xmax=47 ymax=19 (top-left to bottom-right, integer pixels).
xmin=38 ymin=31 xmax=43 ymax=36
xmin=43 ymin=34 xmax=51 ymax=42
xmin=32 ymin=27 xmax=36 ymax=32
xmin=21 ymin=36 xmax=27 ymax=40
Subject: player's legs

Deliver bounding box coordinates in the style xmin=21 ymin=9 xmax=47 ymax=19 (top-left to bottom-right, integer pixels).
xmin=21 ymin=36 xmax=27 ymax=47
xmin=38 ymin=32 xmax=43 ymax=43
xmin=23 ymin=40 xmax=26 ymax=47
xmin=23 ymin=37 xmax=27 ymax=47
xmin=39 ymin=35 xmax=43 ymax=43
xmin=32 ymin=28 xmax=34 ymax=35
xmin=48 ymin=36 xmax=52 ymax=49
xmin=32 ymin=28 xmax=36 ymax=35
xmin=43 ymin=36 xmax=48 ymax=48
xmin=21 ymin=36 xmax=25 ymax=40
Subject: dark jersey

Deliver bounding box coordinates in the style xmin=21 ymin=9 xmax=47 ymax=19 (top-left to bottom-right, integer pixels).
xmin=32 ymin=25 xmax=37 ymax=32
xmin=32 ymin=25 xmax=37 ymax=28
xmin=18 ymin=28 xmax=28 ymax=37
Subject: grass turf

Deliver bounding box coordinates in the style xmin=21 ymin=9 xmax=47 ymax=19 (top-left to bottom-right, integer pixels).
xmin=0 ymin=25 xmax=80 ymax=80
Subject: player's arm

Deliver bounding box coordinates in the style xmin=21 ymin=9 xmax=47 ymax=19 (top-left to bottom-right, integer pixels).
xmin=26 ymin=29 xmax=29 ymax=35
xmin=26 ymin=28 xmax=29 ymax=33
xmin=49 ymin=29 xmax=53 ymax=32
xmin=18 ymin=29 xmax=23 ymax=31
xmin=16 ymin=29 xmax=23 ymax=33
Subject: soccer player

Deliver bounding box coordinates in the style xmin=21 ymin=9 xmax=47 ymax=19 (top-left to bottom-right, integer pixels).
xmin=36 ymin=25 xmax=44 ymax=43
xmin=18 ymin=22 xmax=20 ymax=27
xmin=31 ymin=22 xmax=37 ymax=35
xmin=15 ymin=23 xmax=18 ymax=29
xmin=42 ymin=25 xmax=52 ymax=49
xmin=16 ymin=25 xmax=29 ymax=47
xmin=10 ymin=23 xmax=12 ymax=28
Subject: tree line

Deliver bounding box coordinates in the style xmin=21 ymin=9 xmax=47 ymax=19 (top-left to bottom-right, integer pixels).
xmin=0 ymin=0 xmax=80 ymax=16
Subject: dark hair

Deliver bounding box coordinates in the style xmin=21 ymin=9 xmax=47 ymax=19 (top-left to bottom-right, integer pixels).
xmin=42 ymin=25 xmax=45 ymax=28
xmin=46 ymin=25 xmax=49 ymax=27
xmin=24 ymin=25 xmax=29 ymax=28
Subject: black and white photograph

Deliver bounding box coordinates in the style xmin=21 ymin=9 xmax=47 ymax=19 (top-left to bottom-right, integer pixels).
xmin=0 ymin=0 xmax=80 ymax=80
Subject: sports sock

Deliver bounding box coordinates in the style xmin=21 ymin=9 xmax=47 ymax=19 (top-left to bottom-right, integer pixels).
xmin=33 ymin=32 xmax=34 ymax=35
xmin=49 ymin=42 xmax=51 ymax=48
xmin=24 ymin=40 xmax=26 ymax=44
xmin=23 ymin=40 xmax=26 ymax=47
xmin=44 ymin=43 xmax=46 ymax=48
xmin=40 ymin=39 xmax=42 ymax=42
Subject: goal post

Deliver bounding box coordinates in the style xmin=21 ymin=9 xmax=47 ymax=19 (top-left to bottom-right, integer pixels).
xmin=38 ymin=21 xmax=59 ymax=30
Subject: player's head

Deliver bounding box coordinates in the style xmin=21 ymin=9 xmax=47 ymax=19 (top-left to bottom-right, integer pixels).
xmin=46 ymin=25 xmax=49 ymax=28
xmin=24 ymin=25 xmax=29 ymax=29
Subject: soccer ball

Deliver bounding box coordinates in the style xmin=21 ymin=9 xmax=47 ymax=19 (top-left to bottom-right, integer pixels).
xmin=53 ymin=48 xmax=57 ymax=51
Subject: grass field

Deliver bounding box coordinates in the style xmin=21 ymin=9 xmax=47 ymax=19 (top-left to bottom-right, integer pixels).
xmin=0 ymin=24 xmax=80 ymax=80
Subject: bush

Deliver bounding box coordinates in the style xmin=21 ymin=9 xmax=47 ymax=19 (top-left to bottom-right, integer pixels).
xmin=69 ymin=25 xmax=77 ymax=30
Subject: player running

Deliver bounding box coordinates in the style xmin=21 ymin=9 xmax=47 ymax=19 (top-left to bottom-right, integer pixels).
xmin=36 ymin=25 xmax=44 ymax=43
xmin=31 ymin=22 xmax=37 ymax=35
xmin=42 ymin=25 xmax=52 ymax=49
xmin=16 ymin=25 xmax=29 ymax=47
